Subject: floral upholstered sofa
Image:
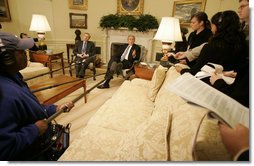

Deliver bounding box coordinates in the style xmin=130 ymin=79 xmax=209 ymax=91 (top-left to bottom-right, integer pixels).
xmin=20 ymin=61 xmax=49 ymax=79
xmin=20 ymin=51 xmax=50 ymax=85
xmin=59 ymin=66 xmax=231 ymax=161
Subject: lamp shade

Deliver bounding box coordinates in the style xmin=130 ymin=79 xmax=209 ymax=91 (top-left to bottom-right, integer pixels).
xmin=29 ymin=14 xmax=51 ymax=33
xmin=154 ymin=17 xmax=182 ymax=42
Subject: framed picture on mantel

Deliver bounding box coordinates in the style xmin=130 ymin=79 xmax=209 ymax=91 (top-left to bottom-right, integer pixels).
xmin=0 ymin=0 xmax=11 ymax=22
xmin=117 ymin=0 xmax=144 ymax=15
xmin=172 ymin=0 xmax=206 ymax=26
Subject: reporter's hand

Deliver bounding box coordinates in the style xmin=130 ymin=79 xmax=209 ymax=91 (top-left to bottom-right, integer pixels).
xmin=56 ymin=102 xmax=74 ymax=112
xmin=223 ymin=71 xmax=237 ymax=78
xmin=175 ymin=65 xmax=183 ymax=73
xmin=210 ymin=73 xmax=222 ymax=85
xmin=35 ymin=120 xmax=48 ymax=136
xmin=219 ymin=123 xmax=249 ymax=158
xmin=179 ymin=59 xmax=187 ymax=65
xmin=160 ymin=55 xmax=168 ymax=61
xmin=174 ymin=52 xmax=185 ymax=59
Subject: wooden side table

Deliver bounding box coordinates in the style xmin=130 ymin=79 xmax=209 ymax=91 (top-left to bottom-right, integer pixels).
xmin=30 ymin=52 xmax=65 ymax=78
xmin=134 ymin=63 xmax=157 ymax=80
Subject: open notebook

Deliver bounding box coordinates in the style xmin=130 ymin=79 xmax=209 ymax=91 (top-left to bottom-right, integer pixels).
xmin=195 ymin=63 xmax=235 ymax=84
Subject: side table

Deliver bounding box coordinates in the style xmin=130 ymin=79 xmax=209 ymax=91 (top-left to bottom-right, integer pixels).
xmin=30 ymin=52 xmax=65 ymax=78
xmin=134 ymin=63 xmax=157 ymax=80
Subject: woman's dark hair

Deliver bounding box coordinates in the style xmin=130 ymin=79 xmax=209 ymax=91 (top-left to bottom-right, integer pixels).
xmin=210 ymin=10 xmax=245 ymax=52
xmin=19 ymin=33 xmax=27 ymax=38
xmin=211 ymin=10 xmax=241 ymax=33
xmin=191 ymin=11 xmax=211 ymax=29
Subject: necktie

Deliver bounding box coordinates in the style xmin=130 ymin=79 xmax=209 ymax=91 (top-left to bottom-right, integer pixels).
xmin=120 ymin=45 xmax=131 ymax=61
xmin=82 ymin=42 xmax=87 ymax=53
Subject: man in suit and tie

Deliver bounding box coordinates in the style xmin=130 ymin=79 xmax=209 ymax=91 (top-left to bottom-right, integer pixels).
xmin=73 ymin=32 xmax=96 ymax=78
xmin=97 ymin=35 xmax=140 ymax=89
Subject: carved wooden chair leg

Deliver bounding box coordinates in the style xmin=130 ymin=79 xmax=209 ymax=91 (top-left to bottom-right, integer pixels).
xmin=69 ymin=64 xmax=73 ymax=77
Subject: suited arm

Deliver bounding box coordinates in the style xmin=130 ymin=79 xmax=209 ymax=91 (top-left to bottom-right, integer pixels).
xmin=87 ymin=42 xmax=96 ymax=57
xmin=132 ymin=45 xmax=141 ymax=60
xmin=131 ymin=45 xmax=141 ymax=63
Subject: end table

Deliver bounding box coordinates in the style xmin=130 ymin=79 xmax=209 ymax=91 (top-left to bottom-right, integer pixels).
xmin=30 ymin=51 xmax=65 ymax=78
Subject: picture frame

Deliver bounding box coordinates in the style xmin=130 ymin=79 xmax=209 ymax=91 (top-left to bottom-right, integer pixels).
xmin=0 ymin=0 xmax=11 ymax=22
xmin=172 ymin=0 xmax=206 ymax=26
xmin=69 ymin=13 xmax=87 ymax=29
xmin=117 ymin=0 xmax=144 ymax=15
xmin=68 ymin=0 xmax=87 ymax=10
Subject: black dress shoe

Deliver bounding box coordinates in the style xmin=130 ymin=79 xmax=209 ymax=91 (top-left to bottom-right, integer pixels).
xmin=77 ymin=75 xmax=84 ymax=78
xmin=97 ymin=83 xmax=110 ymax=89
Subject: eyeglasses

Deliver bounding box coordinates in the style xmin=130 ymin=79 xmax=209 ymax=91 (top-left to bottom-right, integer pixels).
xmin=238 ymin=4 xmax=249 ymax=10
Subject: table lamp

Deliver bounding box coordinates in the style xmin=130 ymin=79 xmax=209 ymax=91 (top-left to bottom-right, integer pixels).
xmin=154 ymin=17 xmax=182 ymax=56
xmin=29 ymin=14 xmax=51 ymax=50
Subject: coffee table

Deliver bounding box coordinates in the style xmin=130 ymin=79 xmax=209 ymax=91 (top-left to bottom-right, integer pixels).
xmin=29 ymin=75 xmax=86 ymax=104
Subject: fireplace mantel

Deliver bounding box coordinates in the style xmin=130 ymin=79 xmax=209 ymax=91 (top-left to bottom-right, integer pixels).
xmin=102 ymin=28 xmax=157 ymax=63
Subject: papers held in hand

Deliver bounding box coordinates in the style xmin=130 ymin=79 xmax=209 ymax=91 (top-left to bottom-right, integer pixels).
xmin=166 ymin=73 xmax=249 ymax=128
xmin=195 ymin=63 xmax=235 ymax=84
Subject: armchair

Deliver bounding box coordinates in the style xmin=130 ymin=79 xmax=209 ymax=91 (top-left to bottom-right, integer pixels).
xmin=69 ymin=43 xmax=100 ymax=80
xmin=110 ymin=42 xmax=145 ymax=79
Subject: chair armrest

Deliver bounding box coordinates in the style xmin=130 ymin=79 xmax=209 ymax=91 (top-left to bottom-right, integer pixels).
xmin=69 ymin=54 xmax=76 ymax=65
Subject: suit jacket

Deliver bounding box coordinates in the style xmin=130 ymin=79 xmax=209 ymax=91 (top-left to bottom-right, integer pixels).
xmin=113 ymin=43 xmax=141 ymax=64
xmin=73 ymin=40 xmax=96 ymax=63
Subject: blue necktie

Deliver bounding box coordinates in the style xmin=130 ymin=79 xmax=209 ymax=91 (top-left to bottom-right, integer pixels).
xmin=82 ymin=42 xmax=87 ymax=53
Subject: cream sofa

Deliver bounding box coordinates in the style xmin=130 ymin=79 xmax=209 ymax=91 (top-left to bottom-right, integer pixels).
xmin=20 ymin=61 xmax=50 ymax=80
xmin=59 ymin=66 xmax=231 ymax=161
xmin=19 ymin=51 xmax=50 ymax=81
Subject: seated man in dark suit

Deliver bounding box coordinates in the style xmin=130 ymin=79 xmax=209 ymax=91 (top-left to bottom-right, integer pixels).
xmin=73 ymin=32 xmax=95 ymax=78
xmin=97 ymin=35 xmax=140 ymax=89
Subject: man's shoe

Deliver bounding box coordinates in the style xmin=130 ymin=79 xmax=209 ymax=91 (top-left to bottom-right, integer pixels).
xmin=97 ymin=83 xmax=110 ymax=89
xmin=77 ymin=75 xmax=84 ymax=78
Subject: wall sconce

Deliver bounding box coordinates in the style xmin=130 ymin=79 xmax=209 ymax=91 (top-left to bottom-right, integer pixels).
xmin=153 ymin=17 xmax=182 ymax=56
xmin=29 ymin=14 xmax=51 ymax=50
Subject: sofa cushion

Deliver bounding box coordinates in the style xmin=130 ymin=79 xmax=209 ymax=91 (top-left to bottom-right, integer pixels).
xmin=152 ymin=67 xmax=184 ymax=115
xmin=154 ymin=67 xmax=181 ymax=107
xmin=131 ymin=78 xmax=150 ymax=88
xmin=20 ymin=64 xmax=50 ymax=79
xmin=58 ymin=125 xmax=124 ymax=161
xmin=192 ymin=115 xmax=231 ymax=161
xmin=114 ymin=106 xmax=172 ymax=161
xmin=88 ymin=81 xmax=154 ymax=132
xmin=169 ymin=104 xmax=208 ymax=161
xmin=147 ymin=65 xmax=167 ymax=101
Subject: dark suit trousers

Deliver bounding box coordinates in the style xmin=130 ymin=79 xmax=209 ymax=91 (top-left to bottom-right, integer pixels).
xmin=75 ymin=57 xmax=94 ymax=77
xmin=104 ymin=58 xmax=132 ymax=81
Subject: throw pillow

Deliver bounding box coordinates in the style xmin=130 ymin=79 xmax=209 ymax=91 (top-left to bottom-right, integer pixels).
xmin=114 ymin=108 xmax=172 ymax=161
xmin=147 ymin=65 xmax=167 ymax=101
